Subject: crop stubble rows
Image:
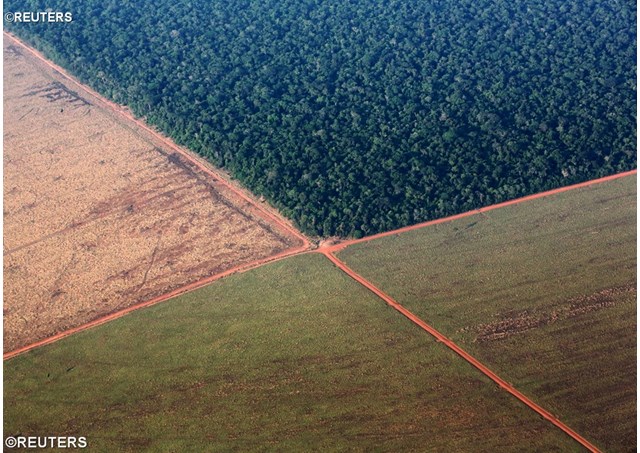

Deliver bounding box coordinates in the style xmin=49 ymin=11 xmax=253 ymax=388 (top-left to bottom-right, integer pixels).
xmin=3 ymin=36 xmax=302 ymax=351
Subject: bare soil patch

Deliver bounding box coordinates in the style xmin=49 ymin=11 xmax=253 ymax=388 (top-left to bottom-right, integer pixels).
xmin=467 ymin=284 xmax=636 ymax=343
xmin=3 ymin=36 xmax=303 ymax=351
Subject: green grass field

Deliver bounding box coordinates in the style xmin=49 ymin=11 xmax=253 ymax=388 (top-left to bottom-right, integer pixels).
xmin=4 ymin=254 xmax=579 ymax=451
xmin=339 ymin=175 xmax=636 ymax=452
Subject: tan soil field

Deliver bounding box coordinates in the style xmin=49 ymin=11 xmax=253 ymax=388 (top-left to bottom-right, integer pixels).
xmin=3 ymin=36 xmax=303 ymax=351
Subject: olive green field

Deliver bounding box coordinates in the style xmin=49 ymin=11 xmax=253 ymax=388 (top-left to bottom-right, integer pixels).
xmin=3 ymin=254 xmax=578 ymax=452
xmin=4 ymin=175 xmax=635 ymax=452
xmin=339 ymin=175 xmax=637 ymax=452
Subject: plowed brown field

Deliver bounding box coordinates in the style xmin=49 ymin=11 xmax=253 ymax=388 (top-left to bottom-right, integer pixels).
xmin=3 ymin=36 xmax=304 ymax=351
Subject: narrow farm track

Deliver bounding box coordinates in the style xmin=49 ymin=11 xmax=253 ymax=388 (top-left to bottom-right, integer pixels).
xmin=319 ymin=249 xmax=601 ymax=452
xmin=3 ymin=31 xmax=310 ymax=250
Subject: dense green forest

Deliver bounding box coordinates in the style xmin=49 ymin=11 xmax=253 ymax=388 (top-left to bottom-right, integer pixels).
xmin=6 ymin=0 xmax=636 ymax=237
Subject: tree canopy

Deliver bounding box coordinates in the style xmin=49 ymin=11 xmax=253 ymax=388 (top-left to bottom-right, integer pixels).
xmin=7 ymin=0 xmax=636 ymax=237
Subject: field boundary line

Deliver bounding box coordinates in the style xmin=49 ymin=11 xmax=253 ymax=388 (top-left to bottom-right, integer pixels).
xmin=5 ymin=169 xmax=633 ymax=359
xmin=3 ymin=31 xmax=633 ymax=382
xmin=3 ymin=31 xmax=310 ymax=249
xmin=320 ymin=250 xmax=601 ymax=452
xmin=3 ymin=31 xmax=312 ymax=360
xmin=3 ymin=247 xmax=302 ymax=360
xmin=324 ymin=169 xmax=636 ymax=253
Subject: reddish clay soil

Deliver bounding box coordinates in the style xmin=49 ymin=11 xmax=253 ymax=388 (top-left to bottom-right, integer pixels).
xmin=3 ymin=35 xmax=306 ymax=352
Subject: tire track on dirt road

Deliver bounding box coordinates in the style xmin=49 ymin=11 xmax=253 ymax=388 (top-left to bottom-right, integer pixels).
xmin=320 ymin=249 xmax=601 ymax=452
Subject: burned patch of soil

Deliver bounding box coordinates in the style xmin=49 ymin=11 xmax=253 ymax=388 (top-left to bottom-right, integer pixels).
xmin=22 ymin=80 xmax=91 ymax=107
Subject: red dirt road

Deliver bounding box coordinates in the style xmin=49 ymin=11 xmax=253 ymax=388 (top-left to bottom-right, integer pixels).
xmin=320 ymin=249 xmax=601 ymax=452
xmin=4 ymin=161 xmax=635 ymax=360
xmin=323 ymin=169 xmax=637 ymax=253
xmin=3 ymin=31 xmax=309 ymax=250
xmin=3 ymin=246 xmax=300 ymax=360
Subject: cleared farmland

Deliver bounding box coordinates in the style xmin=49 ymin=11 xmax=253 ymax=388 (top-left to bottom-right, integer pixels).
xmin=3 ymin=36 xmax=303 ymax=352
xmin=3 ymin=254 xmax=580 ymax=451
xmin=338 ymin=175 xmax=636 ymax=451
